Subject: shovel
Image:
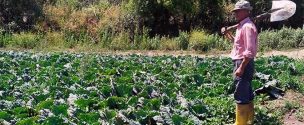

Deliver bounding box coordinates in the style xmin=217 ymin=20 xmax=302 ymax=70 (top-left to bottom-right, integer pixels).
xmin=222 ymin=0 xmax=297 ymax=33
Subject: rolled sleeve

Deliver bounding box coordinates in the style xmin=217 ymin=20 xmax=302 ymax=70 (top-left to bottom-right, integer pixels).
xmin=242 ymin=26 xmax=257 ymax=58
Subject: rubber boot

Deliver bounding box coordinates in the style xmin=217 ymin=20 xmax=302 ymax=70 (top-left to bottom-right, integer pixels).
xmin=235 ymin=104 xmax=248 ymax=125
xmin=247 ymin=102 xmax=254 ymax=125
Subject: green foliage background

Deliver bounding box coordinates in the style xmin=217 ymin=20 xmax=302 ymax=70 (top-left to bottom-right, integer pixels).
xmin=0 ymin=0 xmax=303 ymax=51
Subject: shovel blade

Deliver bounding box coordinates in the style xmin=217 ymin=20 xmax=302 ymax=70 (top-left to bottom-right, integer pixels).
xmin=270 ymin=0 xmax=297 ymax=22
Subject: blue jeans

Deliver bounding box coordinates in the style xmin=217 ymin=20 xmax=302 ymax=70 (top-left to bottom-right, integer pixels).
xmin=233 ymin=59 xmax=255 ymax=104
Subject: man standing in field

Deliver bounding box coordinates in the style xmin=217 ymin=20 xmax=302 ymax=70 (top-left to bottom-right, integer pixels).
xmin=221 ymin=1 xmax=258 ymax=125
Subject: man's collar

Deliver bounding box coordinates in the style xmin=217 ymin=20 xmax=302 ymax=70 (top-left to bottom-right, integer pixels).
xmin=239 ymin=17 xmax=251 ymax=26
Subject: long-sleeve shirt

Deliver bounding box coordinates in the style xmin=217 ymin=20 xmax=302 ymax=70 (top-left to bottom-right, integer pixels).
xmin=231 ymin=17 xmax=258 ymax=60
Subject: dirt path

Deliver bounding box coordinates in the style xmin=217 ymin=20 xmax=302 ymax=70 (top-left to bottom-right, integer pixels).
xmin=261 ymin=49 xmax=304 ymax=59
xmin=284 ymin=110 xmax=304 ymax=125
xmin=263 ymin=90 xmax=304 ymax=125
xmin=282 ymin=91 xmax=304 ymax=125
xmin=100 ymin=48 xmax=304 ymax=59
xmin=1 ymin=48 xmax=304 ymax=59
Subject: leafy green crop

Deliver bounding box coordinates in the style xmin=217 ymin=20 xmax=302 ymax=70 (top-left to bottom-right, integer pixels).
xmin=0 ymin=51 xmax=303 ymax=124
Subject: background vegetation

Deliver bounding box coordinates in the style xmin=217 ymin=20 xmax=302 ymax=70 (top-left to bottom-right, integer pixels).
xmin=0 ymin=0 xmax=303 ymax=51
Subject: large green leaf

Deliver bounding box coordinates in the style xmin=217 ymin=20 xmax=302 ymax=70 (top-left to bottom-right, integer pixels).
xmin=77 ymin=112 xmax=100 ymax=124
xmin=0 ymin=111 xmax=11 ymax=120
xmin=36 ymin=100 xmax=53 ymax=110
xmin=51 ymin=104 xmax=68 ymax=116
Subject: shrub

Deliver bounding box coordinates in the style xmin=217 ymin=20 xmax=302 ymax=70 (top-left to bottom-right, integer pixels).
xmin=258 ymin=27 xmax=304 ymax=51
xmin=189 ymin=30 xmax=206 ymax=51
xmin=176 ymin=32 xmax=190 ymax=50
xmin=292 ymin=28 xmax=304 ymax=47
xmin=277 ymin=28 xmax=297 ymax=48
xmin=189 ymin=30 xmax=212 ymax=51
xmin=213 ymin=34 xmax=231 ymax=51
xmin=98 ymin=27 xmax=114 ymax=48
xmin=109 ymin=32 xmax=131 ymax=50
xmin=43 ymin=3 xmax=118 ymax=43
xmin=160 ymin=37 xmax=179 ymax=51
xmin=55 ymin=0 xmax=82 ymax=10
xmin=39 ymin=32 xmax=66 ymax=50
xmin=140 ymin=36 xmax=161 ymax=50
xmin=63 ymin=30 xmax=92 ymax=48
xmin=7 ymin=32 xmax=43 ymax=49
xmin=0 ymin=32 xmax=12 ymax=48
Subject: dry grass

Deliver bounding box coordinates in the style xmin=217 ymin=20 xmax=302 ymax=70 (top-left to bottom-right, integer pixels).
xmin=43 ymin=6 xmax=71 ymax=29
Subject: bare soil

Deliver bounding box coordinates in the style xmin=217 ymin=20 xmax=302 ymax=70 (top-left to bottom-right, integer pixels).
xmin=284 ymin=109 xmax=304 ymax=125
xmin=98 ymin=48 xmax=304 ymax=59
xmin=1 ymin=48 xmax=303 ymax=59
xmin=263 ymin=90 xmax=304 ymax=125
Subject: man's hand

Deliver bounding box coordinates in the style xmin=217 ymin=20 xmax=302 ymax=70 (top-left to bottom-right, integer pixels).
xmin=235 ymin=67 xmax=245 ymax=77
xmin=235 ymin=57 xmax=251 ymax=77
xmin=221 ymin=28 xmax=234 ymax=42
xmin=221 ymin=24 xmax=238 ymax=34
xmin=221 ymin=25 xmax=239 ymax=42
xmin=221 ymin=27 xmax=228 ymax=35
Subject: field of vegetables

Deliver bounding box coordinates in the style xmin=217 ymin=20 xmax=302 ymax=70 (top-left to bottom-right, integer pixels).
xmin=0 ymin=51 xmax=303 ymax=125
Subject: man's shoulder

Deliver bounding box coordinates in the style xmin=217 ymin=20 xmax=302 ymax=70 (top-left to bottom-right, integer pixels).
xmin=242 ymin=21 xmax=257 ymax=31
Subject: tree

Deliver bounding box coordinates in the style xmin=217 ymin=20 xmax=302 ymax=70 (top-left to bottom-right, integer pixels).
xmin=0 ymin=0 xmax=43 ymax=32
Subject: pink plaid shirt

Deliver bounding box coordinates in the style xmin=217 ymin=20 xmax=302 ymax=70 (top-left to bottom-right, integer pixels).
xmin=231 ymin=17 xmax=258 ymax=60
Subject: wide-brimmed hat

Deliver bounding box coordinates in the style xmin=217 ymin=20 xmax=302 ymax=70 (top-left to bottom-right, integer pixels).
xmin=232 ymin=0 xmax=253 ymax=12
